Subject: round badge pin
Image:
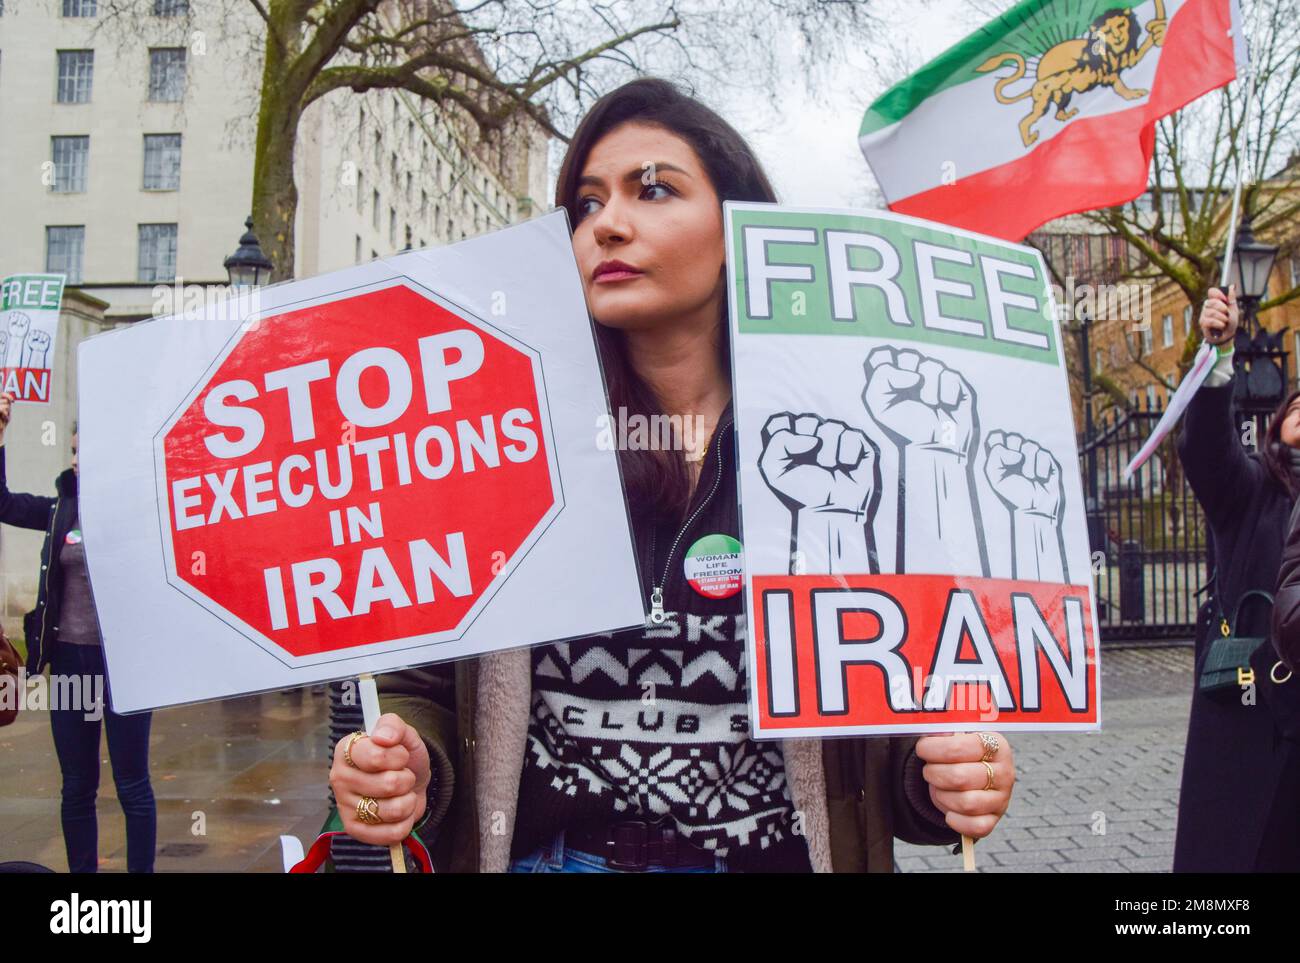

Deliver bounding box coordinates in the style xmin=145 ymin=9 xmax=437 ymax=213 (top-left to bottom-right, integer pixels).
xmin=683 ymin=533 xmax=743 ymax=599
xmin=65 ymin=529 xmax=83 ymax=546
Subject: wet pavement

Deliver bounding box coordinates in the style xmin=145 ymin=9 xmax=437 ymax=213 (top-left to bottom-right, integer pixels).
xmin=0 ymin=647 xmax=1194 ymax=873
xmin=0 ymin=687 xmax=334 ymax=873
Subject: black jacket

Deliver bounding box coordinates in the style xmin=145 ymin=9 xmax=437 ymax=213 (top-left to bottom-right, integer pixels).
xmin=1174 ymin=382 xmax=1300 ymax=871
xmin=0 ymin=445 xmax=78 ymax=673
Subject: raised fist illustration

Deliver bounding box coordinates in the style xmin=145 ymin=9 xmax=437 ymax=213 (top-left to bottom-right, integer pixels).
xmin=21 ymin=329 xmax=52 ymax=369
xmin=984 ymin=431 xmax=1063 ymax=521
xmin=862 ymin=347 xmax=977 ymax=457
xmin=759 ymin=412 xmax=879 ymax=516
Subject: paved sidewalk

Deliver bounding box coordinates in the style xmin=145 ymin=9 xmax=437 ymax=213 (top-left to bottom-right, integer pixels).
xmin=896 ymin=645 xmax=1193 ymax=873
xmin=0 ymin=647 xmax=1193 ymax=872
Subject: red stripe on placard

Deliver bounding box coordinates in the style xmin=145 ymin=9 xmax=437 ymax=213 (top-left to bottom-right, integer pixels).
xmin=749 ymin=574 xmax=1098 ymax=732
xmin=0 ymin=367 xmax=52 ymax=403
xmin=889 ymin=0 xmax=1238 ymax=240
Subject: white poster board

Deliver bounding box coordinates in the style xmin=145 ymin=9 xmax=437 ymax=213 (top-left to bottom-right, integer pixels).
xmin=2 ymin=273 xmax=65 ymax=404
xmin=79 ymin=211 xmax=646 ymax=712
xmin=726 ymin=202 xmax=1100 ymax=737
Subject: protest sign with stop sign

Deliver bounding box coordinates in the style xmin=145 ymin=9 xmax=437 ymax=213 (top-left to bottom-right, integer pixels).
xmin=157 ymin=280 xmax=558 ymax=662
xmin=78 ymin=212 xmax=646 ymax=712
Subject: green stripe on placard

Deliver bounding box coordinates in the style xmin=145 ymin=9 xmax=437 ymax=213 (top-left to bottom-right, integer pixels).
xmin=1 ymin=274 xmax=66 ymax=311
xmin=860 ymin=0 xmax=1160 ymax=136
xmin=728 ymin=206 xmax=1059 ymax=366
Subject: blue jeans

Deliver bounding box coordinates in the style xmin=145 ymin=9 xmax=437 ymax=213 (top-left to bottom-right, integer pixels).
xmin=508 ymin=830 xmax=727 ymax=874
xmin=48 ymin=643 xmax=156 ymax=873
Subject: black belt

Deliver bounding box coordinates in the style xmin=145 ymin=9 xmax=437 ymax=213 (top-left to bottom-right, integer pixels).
xmin=566 ymin=818 xmax=717 ymax=872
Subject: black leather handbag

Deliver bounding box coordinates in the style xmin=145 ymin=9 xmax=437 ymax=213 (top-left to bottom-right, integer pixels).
xmin=1199 ymin=589 xmax=1274 ymax=693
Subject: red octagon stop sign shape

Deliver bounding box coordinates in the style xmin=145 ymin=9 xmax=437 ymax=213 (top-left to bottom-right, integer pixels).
xmin=154 ymin=279 xmax=561 ymax=663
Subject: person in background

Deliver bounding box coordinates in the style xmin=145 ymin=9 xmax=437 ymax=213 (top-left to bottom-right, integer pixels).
xmin=0 ymin=393 xmax=156 ymax=873
xmin=1174 ymin=286 xmax=1300 ymax=872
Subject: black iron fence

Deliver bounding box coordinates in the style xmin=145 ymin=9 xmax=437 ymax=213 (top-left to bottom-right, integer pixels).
xmin=1080 ymin=399 xmax=1209 ymax=645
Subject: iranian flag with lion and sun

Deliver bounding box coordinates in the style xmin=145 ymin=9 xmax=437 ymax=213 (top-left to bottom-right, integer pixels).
xmin=859 ymin=0 xmax=1248 ymax=240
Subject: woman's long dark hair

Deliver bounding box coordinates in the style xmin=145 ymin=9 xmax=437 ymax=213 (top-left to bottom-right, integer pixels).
xmin=554 ymin=78 xmax=777 ymax=525
xmin=1263 ymin=389 xmax=1300 ymax=497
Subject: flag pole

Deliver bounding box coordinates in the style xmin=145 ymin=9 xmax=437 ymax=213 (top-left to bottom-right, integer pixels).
xmin=1121 ymin=9 xmax=1256 ymax=480
xmin=1216 ymin=7 xmax=1259 ymax=295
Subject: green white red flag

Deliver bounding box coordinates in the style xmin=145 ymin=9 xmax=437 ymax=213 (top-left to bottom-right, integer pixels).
xmin=858 ymin=0 xmax=1247 ymax=240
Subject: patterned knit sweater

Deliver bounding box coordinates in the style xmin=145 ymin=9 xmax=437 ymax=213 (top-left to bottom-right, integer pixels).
xmin=509 ymin=412 xmax=809 ymax=870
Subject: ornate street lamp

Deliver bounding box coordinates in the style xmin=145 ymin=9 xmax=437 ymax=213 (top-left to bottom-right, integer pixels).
xmin=224 ymin=216 xmax=274 ymax=288
xmin=1216 ymin=212 xmax=1279 ymax=332
xmin=1216 ymin=212 xmax=1285 ymax=425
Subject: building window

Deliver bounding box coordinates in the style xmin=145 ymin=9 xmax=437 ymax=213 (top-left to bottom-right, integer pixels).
xmin=372 ymin=190 xmax=380 ymax=230
xmin=407 ymin=119 xmax=414 ymax=147
xmin=45 ymin=226 xmax=85 ymax=283
xmin=153 ymin=0 xmax=188 ymax=14
xmin=405 ymin=171 xmax=412 ymax=204
xmin=148 ymin=48 xmax=186 ymax=102
xmin=420 ymin=190 xmax=428 ymax=219
xmin=1161 ymin=314 xmax=1173 ymax=348
xmin=137 ymin=223 xmax=177 ymax=282
xmin=355 ymin=235 xmax=362 ymax=264
xmin=1146 ymin=385 xmax=1158 ymax=410
xmin=356 ymin=170 xmax=365 ymax=212
xmin=391 ymin=152 xmax=399 ymax=187
xmin=1141 ymin=326 xmax=1153 ymax=356
xmin=1095 ymin=349 xmax=1103 ymax=373
xmin=142 ymin=133 xmax=182 ymax=189
xmin=62 ymin=0 xmax=97 ymax=16
xmin=373 ymin=131 xmax=381 ymax=168
xmin=50 ymin=136 xmax=89 ymax=193
xmin=56 ymin=50 xmax=94 ymax=103
xmin=389 ymin=207 xmax=396 ymax=247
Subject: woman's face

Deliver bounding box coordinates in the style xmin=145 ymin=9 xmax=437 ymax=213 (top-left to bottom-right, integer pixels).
xmin=1280 ymin=398 xmax=1300 ymax=449
xmin=570 ymin=122 xmax=725 ymax=333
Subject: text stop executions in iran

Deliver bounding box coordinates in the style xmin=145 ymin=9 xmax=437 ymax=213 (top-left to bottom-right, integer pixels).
xmin=159 ymin=282 xmax=557 ymax=658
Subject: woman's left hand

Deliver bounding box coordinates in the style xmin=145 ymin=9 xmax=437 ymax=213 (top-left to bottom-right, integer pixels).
xmin=916 ymin=732 xmax=1015 ymax=839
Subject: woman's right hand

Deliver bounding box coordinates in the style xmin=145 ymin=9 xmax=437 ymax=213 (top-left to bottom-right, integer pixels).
xmin=1200 ymin=285 xmax=1239 ymax=346
xmin=330 ymin=712 xmax=431 ymax=846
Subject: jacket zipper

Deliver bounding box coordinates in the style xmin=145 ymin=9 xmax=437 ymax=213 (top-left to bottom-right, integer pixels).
xmin=38 ymin=492 xmax=61 ymax=656
xmin=647 ymin=419 xmax=731 ymax=625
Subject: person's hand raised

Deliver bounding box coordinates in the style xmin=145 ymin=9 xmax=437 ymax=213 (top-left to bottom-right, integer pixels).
xmin=1200 ymin=285 xmax=1239 ymax=346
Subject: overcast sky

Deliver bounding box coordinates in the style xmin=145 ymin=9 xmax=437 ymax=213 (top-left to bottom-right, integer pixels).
xmin=716 ymin=0 xmax=977 ymax=209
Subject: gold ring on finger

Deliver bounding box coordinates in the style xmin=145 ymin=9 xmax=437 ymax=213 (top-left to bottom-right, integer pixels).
xmin=982 ymin=761 xmax=996 ymax=792
xmin=977 ymin=732 xmax=1000 ymax=762
xmin=344 ymin=730 xmax=367 ymax=768
xmin=356 ymin=795 xmax=383 ymax=825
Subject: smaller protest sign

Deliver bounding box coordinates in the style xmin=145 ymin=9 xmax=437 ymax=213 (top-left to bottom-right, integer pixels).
xmin=1123 ymin=342 xmax=1216 ymax=481
xmin=1 ymin=273 xmax=65 ymax=404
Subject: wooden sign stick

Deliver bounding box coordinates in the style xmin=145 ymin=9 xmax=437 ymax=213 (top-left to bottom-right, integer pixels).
xmin=358 ymin=673 xmax=407 ymax=874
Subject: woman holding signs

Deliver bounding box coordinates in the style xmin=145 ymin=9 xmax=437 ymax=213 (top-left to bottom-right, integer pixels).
xmin=329 ymin=79 xmax=1015 ymax=872
xmin=1173 ymin=285 xmax=1300 ymax=872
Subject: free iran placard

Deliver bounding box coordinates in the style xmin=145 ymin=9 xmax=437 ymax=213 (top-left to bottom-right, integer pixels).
xmin=726 ymin=203 xmax=1100 ymax=737
xmin=78 ymin=212 xmax=646 ymax=712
